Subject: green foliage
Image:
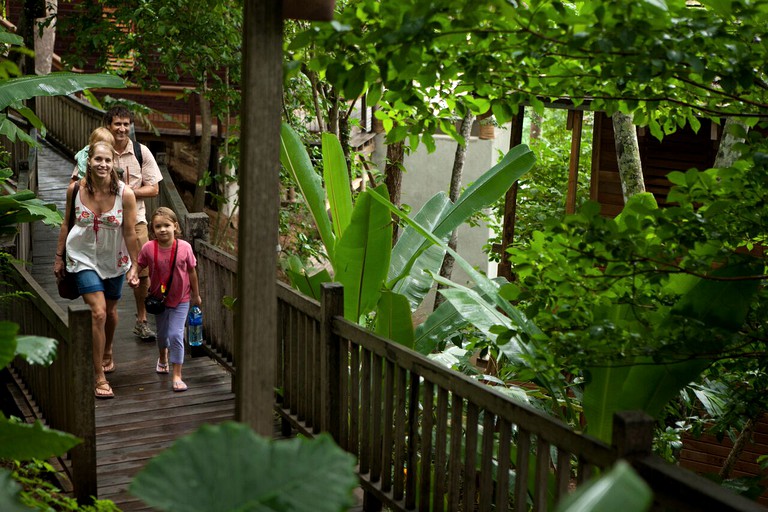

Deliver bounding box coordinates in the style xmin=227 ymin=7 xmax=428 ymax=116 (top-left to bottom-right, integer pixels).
xmin=291 ymin=0 xmax=768 ymax=145
xmin=1 ymin=460 xmax=118 ymax=511
xmin=61 ymin=0 xmax=242 ymax=121
xmin=130 ymin=422 xmax=357 ymax=512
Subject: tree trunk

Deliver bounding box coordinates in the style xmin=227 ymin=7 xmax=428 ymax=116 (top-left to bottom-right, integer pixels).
xmin=434 ymin=110 xmax=475 ymax=311
xmin=385 ymin=141 xmax=404 ymax=244
xmin=714 ymin=117 xmax=749 ymax=168
xmin=612 ymin=112 xmax=645 ymax=202
xmin=34 ymin=0 xmax=56 ymax=75
xmin=339 ymin=111 xmax=352 ymax=185
xmin=192 ymin=93 xmax=212 ymax=212
xmin=719 ymin=417 xmax=756 ymax=480
xmin=529 ymin=110 xmax=542 ymax=140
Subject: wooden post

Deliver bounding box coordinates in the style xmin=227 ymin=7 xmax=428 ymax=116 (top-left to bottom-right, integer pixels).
xmin=320 ymin=283 xmax=344 ymax=441
xmin=68 ymin=305 xmax=96 ymax=503
xmin=184 ymin=211 xmax=210 ymax=244
xmin=611 ymin=411 xmax=654 ymax=460
xmin=235 ymin=0 xmax=281 ymax=436
xmin=565 ymin=109 xmax=584 ymax=214
xmin=497 ymin=109 xmax=525 ymax=280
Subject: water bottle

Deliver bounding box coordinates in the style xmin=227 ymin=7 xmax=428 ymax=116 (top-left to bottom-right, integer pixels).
xmin=188 ymin=306 xmax=203 ymax=347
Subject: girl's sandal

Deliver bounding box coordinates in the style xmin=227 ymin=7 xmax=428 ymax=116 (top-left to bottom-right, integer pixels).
xmin=95 ymin=380 xmax=114 ymax=399
xmin=173 ymin=380 xmax=188 ymax=392
xmin=156 ymin=359 xmax=170 ymax=374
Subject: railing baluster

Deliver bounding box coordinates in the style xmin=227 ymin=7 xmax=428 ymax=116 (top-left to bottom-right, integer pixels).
xmin=534 ymin=436 xmax=550 ymax=511
xmin=448 ymin=395 xmax=464 ymax=510
xmin=393 ymin=365 xmax=407 ymax=501
xmin=555 ymin=447 xmax=571 ymax=504
xmin=433 ymin=387 xmax=449 ymax=511
xmin=349 ymin=342 xmax=361 ymax=457
xmin=496 ymin=418 xmax=512 ymax=511
xmin=371 ymin=352 xmax=383 ymax=483
xmin=418 ymin=381 xmax=434 ymax=512
xmin=514 ymin=428 xmax=531 ymax=512
xmin=463 ymin=402 xmax=479 ymax=511
xmin=405 ymin=371 xmax=420 ymax=510
xmin=478 ymin=412 xmax=496 ymax=511
xmin=381 ymin=359 xmax=395 ymax=493
xmin=361 ymin=348 xmax=372 ymax=474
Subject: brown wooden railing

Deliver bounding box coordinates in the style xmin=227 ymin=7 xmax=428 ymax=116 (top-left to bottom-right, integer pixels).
xmin=1 ymin=266 xmax=96 ymax=502
xmin=36 ymin=95 xmax=104 ymax=157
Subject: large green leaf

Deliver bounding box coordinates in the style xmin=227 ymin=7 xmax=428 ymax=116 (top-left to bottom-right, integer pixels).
xmin=130 ymin=423 xmax=357 ymax=512
xmin=335 ymin=187 xmax=392 ymax=321
xmin=433 ymin=144 xmax=535 ymax=239
xmin=14 ymin=336 xmax=58 ymax=366
xmin=0 ymin=321 xmax=18 ymax=368
xmin=374 ymin=290 xmax=414 ymax=349
xmin=414 ymin=277 xmax=509 ymax=354
xmin=0 ymin=417 xmax=81 ymax=460
xmin=285 ymin=268 xmax=332 ymax=301
xmin=0 ymin=469 xmax=27 ymax=512
xmin=280 ymin=123 xmax=336 ymax=263
xmin=393 ymin=144 xmax=535 ymax=289
xmin=0 ymin=72 xmax=125 ymax=111
xmin=322 ymin=132 xmax=353 ymax=240
xmin=388 ymin=192 xmax=452 ymax=308
xmin=555 ymin=461 xmax=651 ymax=512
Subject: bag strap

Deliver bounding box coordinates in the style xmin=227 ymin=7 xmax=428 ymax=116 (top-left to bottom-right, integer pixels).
xmin=154 ymin=239 xmax=178 ymax=298
xmin=68 ymin=182 xmax=80 ymax=230
xmin=132 ymin=138 xmax=144 ymax=169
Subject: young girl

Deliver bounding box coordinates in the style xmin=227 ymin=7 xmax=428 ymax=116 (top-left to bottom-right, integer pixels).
xmin=134 ymin=207 xmax=201 ymax=392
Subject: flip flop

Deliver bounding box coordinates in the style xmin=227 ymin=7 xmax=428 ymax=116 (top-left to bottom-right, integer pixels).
xmin=156 ymin=359 xmax=170 ymax=374
xmin=173 ymin=380 xmax=188 ymax=392
xmin=95 ymin=380 xmax=114 ymax=399
xmin=102 ymin=358 xmax=116 ymax=373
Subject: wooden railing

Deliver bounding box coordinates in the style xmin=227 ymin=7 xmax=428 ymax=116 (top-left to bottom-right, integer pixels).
xmin=36 ymin=95 xmax=104 ymax=157
xmin=273 ymin=282 xmax=764 ymax=512
xmin=1 ymin=266 xmax=96 ymax=503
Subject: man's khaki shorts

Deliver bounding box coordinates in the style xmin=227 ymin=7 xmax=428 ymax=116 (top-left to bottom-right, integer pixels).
xmin=136 ymin=222 xmax=150 ymax=278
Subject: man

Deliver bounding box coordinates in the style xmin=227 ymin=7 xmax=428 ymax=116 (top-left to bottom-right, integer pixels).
xmin=72 ymin=106 xmax=163 ymax=340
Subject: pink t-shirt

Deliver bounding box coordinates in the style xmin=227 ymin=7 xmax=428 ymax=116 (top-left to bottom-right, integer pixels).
xmin=138 ymin=239 xmax=197 ymax=308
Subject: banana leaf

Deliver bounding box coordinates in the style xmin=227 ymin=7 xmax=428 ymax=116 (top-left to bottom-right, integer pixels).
xmin=374 ymin=290 xmax=414 ymax=348
xmin=390 ymin=144 xmax=535 ymax=294
xmin=414 ymin=276 xmax=509 ymax=354
xmin=280 ymin=123 xmax=337 ymax=263
xmin=334 ymin=186 xmax=392 ymax=321
xmin=584 ymin=260 xmax=762 ymax=442
xmin=322 ymin=132 xmax=353 ymax=240
xmin=388 ymin=192 xmax=452 ymax=308
xmin=0 ymin=72 xmax=125 ymax=111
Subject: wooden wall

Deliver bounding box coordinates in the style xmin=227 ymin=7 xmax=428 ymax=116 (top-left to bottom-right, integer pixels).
xmin=590 ymin=112 xmax=720 ymax=217
xmin=679 ymin=415 xmax=768 ymax=506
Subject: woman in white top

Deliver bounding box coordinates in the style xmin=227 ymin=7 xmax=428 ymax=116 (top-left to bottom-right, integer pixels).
xmin=53 ymin=141 xmax=140 ymax=399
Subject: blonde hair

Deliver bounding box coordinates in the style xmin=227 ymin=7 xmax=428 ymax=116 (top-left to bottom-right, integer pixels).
xmin=88 ymin=127 xmax=115 ymax=147
xmin=148 ymin=207 xmax=183 ymax=239
xmin=84 ymin=141 xmax=120 ymax=195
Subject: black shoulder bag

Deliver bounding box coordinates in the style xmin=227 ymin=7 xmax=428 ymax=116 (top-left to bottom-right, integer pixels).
xmin=145 ymin=240 xmax=178 ymax=315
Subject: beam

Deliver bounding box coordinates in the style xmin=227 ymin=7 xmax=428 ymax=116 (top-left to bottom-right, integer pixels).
xmin=235 ymin=0 xmax=281 ymax=436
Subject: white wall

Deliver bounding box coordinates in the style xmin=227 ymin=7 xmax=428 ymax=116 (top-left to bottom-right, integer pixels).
xmin=372 ymin=124 xmax=512 ymax=319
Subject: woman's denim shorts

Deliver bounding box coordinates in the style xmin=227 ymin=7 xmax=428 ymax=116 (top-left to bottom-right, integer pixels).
xmin=74 ymin=269 xmax=125 ymax=300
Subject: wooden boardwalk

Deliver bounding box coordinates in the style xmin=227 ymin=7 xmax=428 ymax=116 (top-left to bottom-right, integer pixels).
xmin=27 ymin=142 xmax=242 ymax=510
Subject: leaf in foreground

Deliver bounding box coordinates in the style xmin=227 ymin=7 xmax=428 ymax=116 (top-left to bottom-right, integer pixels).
xmin=131 ymin=422 xmax=357 ymax=512
xmin=0 ymin=418 xmax=81 ymax=460
xmin=0 ymin=469 xmax=28 ymax=512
